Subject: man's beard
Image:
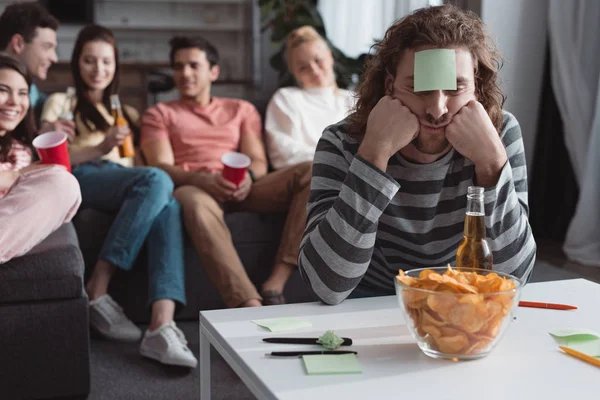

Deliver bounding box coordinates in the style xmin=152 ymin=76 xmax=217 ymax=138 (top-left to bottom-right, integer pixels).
xmin=411 ymin=134 xmax=450 ymax=155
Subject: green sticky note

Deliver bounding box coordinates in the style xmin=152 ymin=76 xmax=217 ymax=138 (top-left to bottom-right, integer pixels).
xmin=549 ymin=329 xmax=600 ymax=342
xmin=549 ymin=329 xmax=600 ymax=357
xmin=414 ymin=49 xmax=457 ymax=92
xmin=303 ymin=354 xmax=362 ymax=375
xmin=251 ymin=318 xmax=312 ymax=332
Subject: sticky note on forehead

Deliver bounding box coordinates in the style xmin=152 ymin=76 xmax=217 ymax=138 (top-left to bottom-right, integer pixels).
xmin=414 ymin=49 xmax=457 ymax=92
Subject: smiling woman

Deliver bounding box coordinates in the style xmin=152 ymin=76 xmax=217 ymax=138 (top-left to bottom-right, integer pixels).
xmin=38 ymin=25 xmax=198 ymax=369
xmin=0 ymin=52 xmax=81 ymax=264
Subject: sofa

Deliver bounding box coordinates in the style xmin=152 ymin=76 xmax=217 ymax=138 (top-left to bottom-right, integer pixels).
xmin=0 ymin=223 xmax=91 ymax=400
xmin=73 ymin=209 xmax=316 ymax=323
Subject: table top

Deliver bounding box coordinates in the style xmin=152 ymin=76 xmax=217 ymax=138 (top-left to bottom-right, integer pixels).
xmin=200 ymin=279 xmax=600 ymax=400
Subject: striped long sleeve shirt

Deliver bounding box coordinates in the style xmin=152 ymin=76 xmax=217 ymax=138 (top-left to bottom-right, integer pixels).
xmin=298 ymin=111 xmax=537 ymax=305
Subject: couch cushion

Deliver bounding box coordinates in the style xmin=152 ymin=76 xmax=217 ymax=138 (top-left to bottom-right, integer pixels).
xmin=0 ymin=223 xmax=84 ymax=303
xmin=225 ymin=212 xmax=287 ymax=244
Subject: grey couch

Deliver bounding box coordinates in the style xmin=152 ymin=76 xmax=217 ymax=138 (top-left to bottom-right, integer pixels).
xmin=73 ymin=209 xmax=315 ymax=323
xmin=0 ymin=223 xmax=91 ymax=400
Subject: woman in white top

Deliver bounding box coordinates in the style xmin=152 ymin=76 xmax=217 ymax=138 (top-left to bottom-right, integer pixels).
xmin=265 ymin=26 xmax=355 ymax=170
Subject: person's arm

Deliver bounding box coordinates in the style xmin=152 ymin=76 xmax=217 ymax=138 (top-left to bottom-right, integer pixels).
xmin=40 ymin=92 xmax=125 ymax=165
xmin=39 ymin=93 xmax=76 ymax=141
xmin=142 ymin=138 xmax=199 ymax=187
xmin=483 ymin=114 xmax=537 ymax=281
xmin=141 ymin=106 xmax=236 ymax=202
xmin=265 ymin=91 xmax=316 ymax=169
xmin=238 ymin=132 xmax=268 ymax=178
xmin=238 ymin=101 xmax=268 ymax=177
xmin=298 ymin=127 xmax=401 ymax=305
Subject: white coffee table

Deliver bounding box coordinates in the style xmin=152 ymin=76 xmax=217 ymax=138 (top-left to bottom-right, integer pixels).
xmin=199 ymin=279 xmax=599 ymax=400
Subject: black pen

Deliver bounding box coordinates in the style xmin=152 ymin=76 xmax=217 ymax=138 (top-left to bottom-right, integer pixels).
xmin=268 ymin=350 xmax=357 ymax=357
xmin=263 ymin=337 xmax=353 ymax=346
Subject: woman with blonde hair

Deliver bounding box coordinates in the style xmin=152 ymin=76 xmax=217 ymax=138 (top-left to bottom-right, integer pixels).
xmin=265 ymin=26 xmax=355 ymax=170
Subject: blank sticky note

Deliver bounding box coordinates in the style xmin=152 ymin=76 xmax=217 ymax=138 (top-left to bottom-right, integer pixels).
xmin=414 ymin=49 xmax=457 ymax=92
xmin=303 ymin=354 xmax=362 ymax=375
xmin=251 ymin=318 xmax=312 ymax=332
xmin=549 ymin=329 xmax=600 ymax=357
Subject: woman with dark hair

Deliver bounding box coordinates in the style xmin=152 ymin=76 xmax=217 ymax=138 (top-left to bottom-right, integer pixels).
xmin=0 ymin=52 xmax=81 ymax=263
xmin=41 ymin=25 xmax=196 ymax=368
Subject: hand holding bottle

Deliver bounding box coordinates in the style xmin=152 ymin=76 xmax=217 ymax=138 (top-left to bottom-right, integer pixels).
xmin=99 ymin=124 xmax=130 ymax=155
xmin=110 ymin=94 xmax=135 ymax=158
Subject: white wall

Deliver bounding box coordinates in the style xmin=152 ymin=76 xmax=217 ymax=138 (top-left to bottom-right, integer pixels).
xmin=480 ymin=0 xmax=548 ymax=179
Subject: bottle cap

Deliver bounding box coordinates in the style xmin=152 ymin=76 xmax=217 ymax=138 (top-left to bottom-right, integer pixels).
xmin=467 ymin=186 xmax=484 ymax=196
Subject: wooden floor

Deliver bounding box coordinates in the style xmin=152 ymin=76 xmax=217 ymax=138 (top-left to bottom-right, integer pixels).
xmin=536 ymin=238 xmax=600 ymax=283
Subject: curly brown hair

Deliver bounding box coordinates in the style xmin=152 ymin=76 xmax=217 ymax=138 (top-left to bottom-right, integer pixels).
xmin=348 ymin=4 xmax=505 ymax=136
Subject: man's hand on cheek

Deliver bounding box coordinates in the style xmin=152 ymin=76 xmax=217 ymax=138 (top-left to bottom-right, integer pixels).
xmin=445 ymin=101 xmax=506 ymax=166
xmin=445 ymin=101 xmax=507 ymax=187
xmin=358 ymin=95 xmax=420 ymax=171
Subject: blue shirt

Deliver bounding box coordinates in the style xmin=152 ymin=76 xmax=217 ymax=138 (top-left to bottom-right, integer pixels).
xmin=29 ymin=83 xmax=48 ymax=111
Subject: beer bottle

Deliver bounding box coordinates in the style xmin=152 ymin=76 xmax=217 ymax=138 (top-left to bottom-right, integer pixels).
xmin=110 ymin=94 xmax=135 ymax=158
xmin=59 ymin=86 xmax=76 ymax=120
xmin=455 ymin=186 xmax=493 ymax=270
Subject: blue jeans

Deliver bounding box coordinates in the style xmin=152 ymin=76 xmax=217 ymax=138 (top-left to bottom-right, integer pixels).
xmin=73 ymin=161 xmax=185 ymax=308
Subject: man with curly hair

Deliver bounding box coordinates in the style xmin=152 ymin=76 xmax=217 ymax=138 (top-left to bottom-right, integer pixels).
xmin=298 ymin=4 xmax=536 ymax=304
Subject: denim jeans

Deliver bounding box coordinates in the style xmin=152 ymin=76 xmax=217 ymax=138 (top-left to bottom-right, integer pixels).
xmin=73 ymin=161 xmax=185 ymax=308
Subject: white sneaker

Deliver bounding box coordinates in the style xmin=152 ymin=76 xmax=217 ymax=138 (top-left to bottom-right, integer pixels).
xmin=140 ymin=321 xmax=198 ymax=368
xmin=89 ymin=294 xmax=142 ymax=342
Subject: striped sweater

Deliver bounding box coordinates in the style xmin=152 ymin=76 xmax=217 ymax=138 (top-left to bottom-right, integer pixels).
xmin=298 ymin=111 xmax=536 ymax=305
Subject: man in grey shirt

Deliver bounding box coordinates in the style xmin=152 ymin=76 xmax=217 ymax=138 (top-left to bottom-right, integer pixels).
xmin=298 ymin=4 xmax=536 ymax=305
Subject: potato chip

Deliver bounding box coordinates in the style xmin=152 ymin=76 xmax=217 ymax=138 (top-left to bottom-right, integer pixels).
xmin=435 ymin=332 xmax=469 ymax=354
xmin=465 ymin=338 xmax=492 ymax=355
xmin=426 ymin=293 xmax=458 ymax=318
xmin=439 ymin=275 xmax=478 ymax=294
xmin=447 ymin=303 xmax=487 ymax=333
xmin=421 ymin=310 xmax=446 ymax=327
xmin=422 ymin=324 xmax=442 ymax=339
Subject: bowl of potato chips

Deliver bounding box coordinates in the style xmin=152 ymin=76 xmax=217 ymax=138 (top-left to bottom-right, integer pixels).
xmin=395 ymin=265 xmax=522 ymax=360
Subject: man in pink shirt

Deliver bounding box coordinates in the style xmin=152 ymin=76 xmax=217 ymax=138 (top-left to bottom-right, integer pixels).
xmin=141 ymin=36 xmax=311 ymax=307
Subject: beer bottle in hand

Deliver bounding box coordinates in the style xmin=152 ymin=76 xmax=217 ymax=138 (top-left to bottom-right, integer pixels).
xmin=110 ymin=94 xmax=135 ymax=158
xmin=455 ymin=186 xmax=493 ymax=270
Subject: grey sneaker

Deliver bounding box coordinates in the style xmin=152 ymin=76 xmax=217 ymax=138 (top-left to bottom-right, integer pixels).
xmin=140 ymin=321 xmax=198 ymax=368
xmin=89 ymin=294 xmax=142 ymax=342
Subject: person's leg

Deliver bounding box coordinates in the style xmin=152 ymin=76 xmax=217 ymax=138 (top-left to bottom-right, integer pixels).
xmin=141 ymin=200 xmax=198 ymax=370
xmin=74 ymin=162 xmax=174 ymax=300
xmin=174 ymin=185 xmax=261 ymax=308
xmin=145 ymin=196 xmax=186 ymax=327
xmin=74 ymin=162 xmax=175 ymax=341
xmin=0 ymin=166 xmax=81 ymax=264
xmin=234 ymin=162 xmax=312 ymax=300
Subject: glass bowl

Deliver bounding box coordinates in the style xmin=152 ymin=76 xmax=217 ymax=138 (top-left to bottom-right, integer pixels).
xmin=394 ymin=266 xmax=523 ymax=360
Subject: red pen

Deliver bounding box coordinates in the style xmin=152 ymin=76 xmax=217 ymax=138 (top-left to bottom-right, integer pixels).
xmin=518 ymin=301 xmax=577 ymax=310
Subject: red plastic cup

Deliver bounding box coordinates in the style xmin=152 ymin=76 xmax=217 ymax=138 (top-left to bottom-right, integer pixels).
xmin=32 ymin=131 xmax=71 ymax=172
xmin=221 ymin=152 xmax=251 ymax=185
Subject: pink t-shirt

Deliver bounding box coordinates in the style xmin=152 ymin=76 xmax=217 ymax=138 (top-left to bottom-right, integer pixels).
xmin=140 ymin=97 xmax=262 ymax=173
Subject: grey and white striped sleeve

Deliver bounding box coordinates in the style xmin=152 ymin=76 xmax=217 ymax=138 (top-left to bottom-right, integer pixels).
xmin=298 ymin=128 xmax=400 ymax=305
xmin=484 ymin=112 xmax=537 ymax=281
